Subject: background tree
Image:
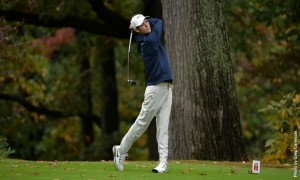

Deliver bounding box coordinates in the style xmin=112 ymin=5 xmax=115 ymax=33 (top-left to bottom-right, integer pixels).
xmin=161 ymin=0 xmax=247 ymax=160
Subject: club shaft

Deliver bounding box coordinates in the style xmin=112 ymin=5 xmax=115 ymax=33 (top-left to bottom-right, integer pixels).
xmin=128 ymin=30 xmax=133 ymax=80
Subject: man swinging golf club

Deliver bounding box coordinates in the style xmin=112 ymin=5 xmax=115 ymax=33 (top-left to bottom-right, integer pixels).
xmin=113 ymin=14 xmax=173 ymax=173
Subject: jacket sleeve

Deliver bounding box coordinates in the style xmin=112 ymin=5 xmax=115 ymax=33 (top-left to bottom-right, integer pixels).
xmin=146 ymin=18 xmax=163 ymax=43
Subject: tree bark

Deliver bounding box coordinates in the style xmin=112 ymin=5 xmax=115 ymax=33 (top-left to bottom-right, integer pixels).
xmin=161 ymin=0 xmax=248 ymax=161
xmin=77 ymin=32 xmax=94 ymax=147
xmin=96 ymin=38 xmax=119 ymax=134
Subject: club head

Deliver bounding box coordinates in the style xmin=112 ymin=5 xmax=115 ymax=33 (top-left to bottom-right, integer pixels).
xmin=127 ymin=80 xmax=136 ymax=86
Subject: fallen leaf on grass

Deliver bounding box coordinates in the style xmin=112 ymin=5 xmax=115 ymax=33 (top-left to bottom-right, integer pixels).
xmin=231 ymin=166 xmax=238 ymax=173
xmin=49 ymin=162 xmax=57 ymax=167
xmin=182 ymin=169 xmax=191 ymax=174
xmin=64 ymin=168 xmax=74 ymax=171
xmin=107 ymin=174 xmax=117 ymax=177
xmin=32 ymin=172 xmax=39 ymax=176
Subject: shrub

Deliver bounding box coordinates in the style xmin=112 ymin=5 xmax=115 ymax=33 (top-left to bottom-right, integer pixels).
xmin=259 ymin=92 xmax=300 ymax=164
xmin=0 ymin=136 xmax=15 ymax=158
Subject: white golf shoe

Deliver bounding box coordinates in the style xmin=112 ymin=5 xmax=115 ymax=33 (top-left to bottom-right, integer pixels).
xmin=152 ymin=162 xmax=168 ymax=173
xmin=112 ymin=145 xmax=127 ymax=171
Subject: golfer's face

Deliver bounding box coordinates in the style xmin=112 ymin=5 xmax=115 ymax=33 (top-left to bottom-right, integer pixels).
xmin=138 ymin=19 xmax=151 ymax=34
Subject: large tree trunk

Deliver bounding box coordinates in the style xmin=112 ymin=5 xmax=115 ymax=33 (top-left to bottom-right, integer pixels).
xmin=97 ymin=38 xmax=119 ymax=134
xmin=161 ymin=0 xmax=248 ymax=161
xmin=77 ymin=32 xmax=94 ymax=148
xmin=92 ymin=37 xmax=119 ymax=160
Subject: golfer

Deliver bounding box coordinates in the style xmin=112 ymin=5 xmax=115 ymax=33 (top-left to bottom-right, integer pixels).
xmin=113 ymin=14 xmax=173 ymax=173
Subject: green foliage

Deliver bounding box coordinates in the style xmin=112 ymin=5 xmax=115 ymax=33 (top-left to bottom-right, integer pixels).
xmin=0 ymin=0 xmax=146 ymax=161
xmin=79 ymin=131 xmax=122 ymax=161
xmin=104 ymin=0 xmax=144 ymax=18
xmin=0 ymin=105 xmax=49 ymax=159
xmin=35 ymin=118 xmax=83 ymax=161
xmin=249 ymin=0 xmax=300 ymax=49
xmin=227 ymin=0 xmax=300 ymax=160
xmin=259 ymin=92 xmax=300 ymax=163
xmin=0 ymin=0 xmax=96 ymax=19
xmin=0 ymin=136 xmax=15 ymax=158
xmin=0 ymin=19 xmax=19 ymax=59
xmin=1 ymin=0 xmax=143 ymax=21
xmin=0 ymin=22 xmax=86 ymax=160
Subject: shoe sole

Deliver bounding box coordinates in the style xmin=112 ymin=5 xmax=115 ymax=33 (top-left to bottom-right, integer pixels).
xmin=152 ymin=169 xmax=168 ymax=173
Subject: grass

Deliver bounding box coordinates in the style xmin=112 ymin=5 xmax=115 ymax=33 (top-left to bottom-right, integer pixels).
xmin=0 ymin=158 xmax=296 ymax=180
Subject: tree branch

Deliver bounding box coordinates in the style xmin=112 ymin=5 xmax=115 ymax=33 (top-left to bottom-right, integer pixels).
xmin=89 ymin=0 xmax=129 ymax=31
xmin=0 ymin=93 xmax=67 ymax=118
xmin=0 ymin=93 xmax=101 ymax=127
xmin=0 ymin=9 xmax=128 ymax=39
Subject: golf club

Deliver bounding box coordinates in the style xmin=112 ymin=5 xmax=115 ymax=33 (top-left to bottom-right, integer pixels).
xmin=127 ymin=29 xmax=136 ymax=86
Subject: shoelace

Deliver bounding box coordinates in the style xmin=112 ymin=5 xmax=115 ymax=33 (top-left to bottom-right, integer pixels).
xmin=117 ymin=151 xmax=128 ymax=164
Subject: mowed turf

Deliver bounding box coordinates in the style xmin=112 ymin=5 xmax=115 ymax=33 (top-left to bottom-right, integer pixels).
xmin=0 ymin=158 xmax=296 ymax=180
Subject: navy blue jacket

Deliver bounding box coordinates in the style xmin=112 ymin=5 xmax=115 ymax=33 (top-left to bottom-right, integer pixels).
xmin=135 ymin=18 xmax=173 ymax=86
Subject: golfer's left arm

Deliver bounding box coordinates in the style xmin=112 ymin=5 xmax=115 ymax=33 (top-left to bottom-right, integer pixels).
xmin=147 ymin=18 xmax=163 ymax=42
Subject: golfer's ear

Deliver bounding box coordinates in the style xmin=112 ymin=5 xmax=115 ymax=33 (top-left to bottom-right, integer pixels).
xmin=133 ymin=28 xmax=139 ymax=33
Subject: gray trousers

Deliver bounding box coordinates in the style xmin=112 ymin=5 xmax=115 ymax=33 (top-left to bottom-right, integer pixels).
xmin=119 ymin=82 xmax=173 ymax=163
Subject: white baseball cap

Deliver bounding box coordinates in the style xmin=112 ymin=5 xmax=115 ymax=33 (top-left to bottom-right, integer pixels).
xmin=130 ymin=14 xmax=149 ymax=29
